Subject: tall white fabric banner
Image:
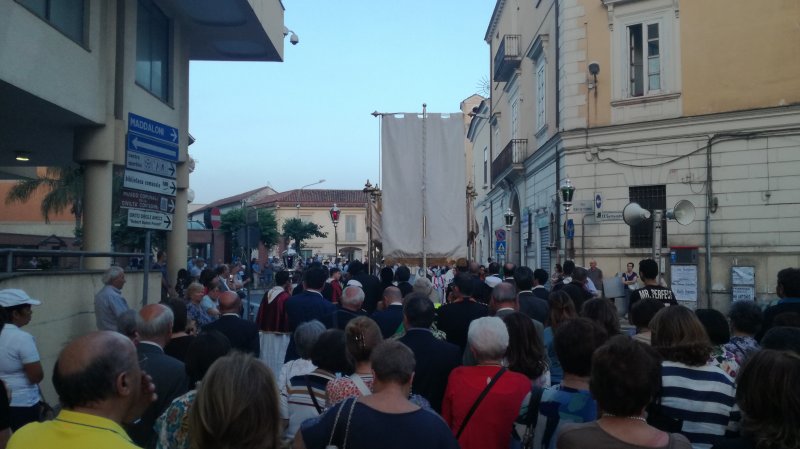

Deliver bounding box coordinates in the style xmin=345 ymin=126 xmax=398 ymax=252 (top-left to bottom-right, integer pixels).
xmin=381 ymin=113 xmax=467 ymax=265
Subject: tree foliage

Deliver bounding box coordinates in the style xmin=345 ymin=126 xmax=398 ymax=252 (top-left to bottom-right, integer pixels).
xmin=5 ymin=166 xmax=84 ymax=235
xmin=282 ymin=217 xmax=327 ymax=251
xmin=221 ymin=208 xmax=280 ymax=248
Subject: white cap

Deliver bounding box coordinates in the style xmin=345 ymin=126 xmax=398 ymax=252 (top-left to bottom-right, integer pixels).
xmin=485 ymin=276 xmax=503 ymax=288
xmin=0 ymin=289 xmax=42 ymax=307
xmin=346 ymin=280 xmax=363 ymax=288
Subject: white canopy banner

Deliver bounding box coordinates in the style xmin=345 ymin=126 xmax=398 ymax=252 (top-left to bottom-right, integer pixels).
xmin=380 ymin=112 xmax=467 ymax=265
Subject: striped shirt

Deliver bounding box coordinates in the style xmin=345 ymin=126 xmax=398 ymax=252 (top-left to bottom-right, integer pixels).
xmin=285 ymin=370 xmax=335 ymax=441
xmin=660 ymin=361 xmax=740 ymax=449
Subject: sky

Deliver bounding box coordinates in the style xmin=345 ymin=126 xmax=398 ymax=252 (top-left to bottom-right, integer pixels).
xmin=188 ymin=1 xmax=495 ymax=204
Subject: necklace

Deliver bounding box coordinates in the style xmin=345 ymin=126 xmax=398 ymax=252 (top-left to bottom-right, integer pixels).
xmin=602 ymin=413 xmax=647 ymax=423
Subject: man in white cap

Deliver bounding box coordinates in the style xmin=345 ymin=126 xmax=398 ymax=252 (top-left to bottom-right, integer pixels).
xmin=94 ymin=266 xmax=129 ymax=332
xmin=0 ymin=289 xmax=44 ymax=430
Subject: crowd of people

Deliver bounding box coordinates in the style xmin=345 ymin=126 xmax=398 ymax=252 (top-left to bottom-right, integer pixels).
xmin=0 ymin=259 xmax=798 ymax=449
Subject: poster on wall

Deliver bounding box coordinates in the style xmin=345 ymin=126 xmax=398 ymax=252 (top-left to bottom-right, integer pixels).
xmin=670 ymin=264 xmax=698 ymax=303
xmin=731 ymin=266 xmax=756 ymax=301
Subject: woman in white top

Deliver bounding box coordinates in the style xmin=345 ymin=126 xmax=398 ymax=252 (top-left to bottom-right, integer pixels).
xmin=0 ymin=289 xmax=44 ymax=431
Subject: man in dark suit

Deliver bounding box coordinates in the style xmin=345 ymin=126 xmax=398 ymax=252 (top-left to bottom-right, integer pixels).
xmin=490 ymin=281 xmax=545 ymax=342
xmin=284 ymin=266 xmax=336 ymax=361
xmin=395 ymin=265 xmax=414 ymax=297
xmin=532 ymin=268 xmax=550 ymax=300
xmin=349 ymin=260 xmax=382 ymax=314
xmin=515 ymin=266 xmax=549 ymax=324
xmin=322 ymin=284 xmax=367 ymax=329
xmin=128 ymin=304 xmax=189 ymax=448
xmin=371 ymin=286 xmax=404 ymax=338
xmin=203 ymin=290 xmax=260 ymax=356
xmin=399 ymin=293 xmax=461 ymax=413
xmin=435 ymin=273 xmax=488 ymax=351
xmin=562 ymin=266 xmax=595 ymax=313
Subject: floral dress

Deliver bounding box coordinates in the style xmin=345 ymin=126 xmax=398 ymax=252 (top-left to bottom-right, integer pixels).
xmin=709 ymin=344 xmax=741 ymax=379
xmin=187 ymin=301 xmax=214 ymax=327
xmin=723 ymin=336 xmax=760 ymax=365
xmin=325 ymin=373 xmax=374 ymax=406
xmin=154 ymin=390 xmax=196 ymax=449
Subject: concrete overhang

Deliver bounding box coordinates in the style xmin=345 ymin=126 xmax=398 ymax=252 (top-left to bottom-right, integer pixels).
xmin=155 ymin=0 xmax=285 ymax=62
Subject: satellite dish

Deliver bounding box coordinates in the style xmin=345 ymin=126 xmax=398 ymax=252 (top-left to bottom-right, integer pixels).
xmin=667 ymin=200 xmax=696 ymax=225
xmin=623 ymin=202 xmax=651 ymax=226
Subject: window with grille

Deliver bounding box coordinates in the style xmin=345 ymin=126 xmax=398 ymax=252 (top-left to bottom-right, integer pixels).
xmin=629 ymin=185 xmax=667 ymax=248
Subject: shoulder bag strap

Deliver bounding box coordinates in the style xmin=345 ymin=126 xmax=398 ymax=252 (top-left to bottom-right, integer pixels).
xmin=350 ymin=374 xmax=371 ymax=396
xmin=456 ymin=367 xmax=506 ymax=439
xmin=305 ymin=375 xmax=324 ymax=414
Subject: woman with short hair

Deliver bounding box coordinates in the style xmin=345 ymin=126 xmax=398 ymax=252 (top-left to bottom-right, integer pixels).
xmin=285 ymin=329 xmax=350 ymax=442
xmin=723 ymin=301 xmax=762 ymax=364
xmin=189 ymin=352 xmax=281 ymax=449
xmin=650 ymin=306 xmax=739 ymax=449
xmin=581 ymin=298 xmax=621 ymax=337
xmin=185 ymin=282 xmax=214 ymax=327
xmin=696 ymin=308 xmax=740 ymax=378
xmin=557 ymin=336 xmax=692 ymax=449
xmin=442 ymin=317 xmax=531 ymax=449
xmin=711 ymin=350 xmax=800 ymax=449
xmin=295 ymin=341 xmax=458 ymax=449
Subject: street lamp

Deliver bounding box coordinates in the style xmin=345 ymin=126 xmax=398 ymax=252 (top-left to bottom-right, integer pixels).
xmin=560 ymin=177 xmax=576 ymax=262
xmin=503 ymin=207 xmax=515 ymax=265
xmin=296 ymin=179 xmax=326 ymax=217
xmin=363 ymin=180 xmax=381 ymax=274
xmin=329 ymin=203 xmax=340 ymax=261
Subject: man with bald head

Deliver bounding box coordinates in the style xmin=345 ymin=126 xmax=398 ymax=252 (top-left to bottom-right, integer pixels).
xmin=128 ymin=304 xmax=189 ymax=448
xmin=371 ymin=286 xmax=404 ymax=338
xmin=8 ymin=331 xmax=156 ymax=448
xmin=203 ymin=290 xmax=260 ymax=356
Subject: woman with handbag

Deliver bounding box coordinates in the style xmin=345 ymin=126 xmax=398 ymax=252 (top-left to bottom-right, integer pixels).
xmin=294 ymin=340 xmax=458 ymax=449
xmin=442 ymin=317 xmax=530 ymax=449
xmin=0 ymin=289 xmax=44 ymax=431
xmin=557 ymin=336 xmax=692 ymax=449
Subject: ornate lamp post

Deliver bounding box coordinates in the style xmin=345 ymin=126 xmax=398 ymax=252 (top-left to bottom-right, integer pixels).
xmin=363 ymin=180 xmax=381 ymax=274
xmin=560 ymin=177 xmax=576 ymax=262
xmin=503 ymin=207 xmax=515 ymax=266
xmin=329 ymin=203 xmax=340 ymax=260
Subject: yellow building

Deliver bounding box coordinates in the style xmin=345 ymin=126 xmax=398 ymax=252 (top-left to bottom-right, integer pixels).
xmin=475 ymin=0 xmax=800 ymax=307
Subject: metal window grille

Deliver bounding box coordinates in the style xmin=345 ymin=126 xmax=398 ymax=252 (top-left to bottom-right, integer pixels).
xmin=629 ymin=185 xmax=667 ymax=248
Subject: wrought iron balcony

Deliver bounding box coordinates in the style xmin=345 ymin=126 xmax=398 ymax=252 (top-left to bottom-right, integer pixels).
xmin=493 ymin=35 xmax=522 ymax=82
xmin=491 ymin=139 xmax=527 ymax=184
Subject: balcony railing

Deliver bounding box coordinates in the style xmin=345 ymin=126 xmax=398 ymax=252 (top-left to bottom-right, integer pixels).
xmin=491 ymin=139 xmax=527 ymax=183
xmin=493 ymin=34 xmax=522 ymax=82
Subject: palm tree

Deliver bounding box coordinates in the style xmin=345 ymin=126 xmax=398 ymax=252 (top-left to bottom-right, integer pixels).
xmin=5 ymin=166 xmax=84 ymax=237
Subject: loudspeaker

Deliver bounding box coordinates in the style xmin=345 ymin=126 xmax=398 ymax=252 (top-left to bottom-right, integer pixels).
xmin=666 ymin=200 xmax=696 ymax=226
xmin=623 ymin=202 xmax=651 ymax=226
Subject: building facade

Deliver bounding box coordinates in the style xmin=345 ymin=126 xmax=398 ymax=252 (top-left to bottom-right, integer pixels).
xmin=0 ymin=0 xmax=285 ymax=281
xmin=474 ymin=0 xmax=800 ymax=307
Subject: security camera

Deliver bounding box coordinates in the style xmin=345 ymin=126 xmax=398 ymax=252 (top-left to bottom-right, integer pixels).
xmin=290 ymin=34 xmax=299 ymax=45
xmin=588 ymin=62 xmax=600 ymax=76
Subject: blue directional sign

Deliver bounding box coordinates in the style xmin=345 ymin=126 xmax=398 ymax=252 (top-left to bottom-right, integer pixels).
xmin=495 ymin=241 xmax=507 ymax=254
xmin=127 ymin=133 xmax=178 ymax=162
xmin=128 ymin=113 xmax=179 ymax=145
xmin=566 ymin=219 xmax=575 ymax=240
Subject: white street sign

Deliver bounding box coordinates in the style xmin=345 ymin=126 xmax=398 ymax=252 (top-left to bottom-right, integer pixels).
xmin=571 ymin=199 xmax=594 ymax=214
xmin=123 ymin=170 xmax=176 ymax=197
xmin=127 ymin=208 xmax=173 ymax=231
xmin=599 ymin=211 xmax=624 ymax=221
xmin=126 ymin=150 xmax=176 ymax=179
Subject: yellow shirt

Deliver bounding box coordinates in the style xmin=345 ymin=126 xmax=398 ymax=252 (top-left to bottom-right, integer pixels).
xmin=8 ymin=409 xmax=140 ymax=449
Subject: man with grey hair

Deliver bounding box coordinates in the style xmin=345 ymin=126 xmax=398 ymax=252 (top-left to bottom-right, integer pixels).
xmin=322 ymin=285 xmax=367 ymax=330
xmin=490 ymin=281 xmax=545 ymax=348
xmin=127 ymin=304 xmax=188 ymax=447
xmin=94 ymin=266 xmax=129 ymax=331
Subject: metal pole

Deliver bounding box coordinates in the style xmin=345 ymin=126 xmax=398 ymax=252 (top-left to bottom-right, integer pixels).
xmin=422 ymin=103 xmax=428 ymax=276
xmin=652 ymin=209 xmax=664 ymax=277
xmin=143 ymin=230 xmax=151 ymax=306
xmin=564 ymin=208 xmax=569 ymax=262
xmin=333 ymin=223 xmax=338 ymax=260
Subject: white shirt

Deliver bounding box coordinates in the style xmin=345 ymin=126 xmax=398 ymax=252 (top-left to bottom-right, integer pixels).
xmin=0 ymin=324 xmax=41 ymax=406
